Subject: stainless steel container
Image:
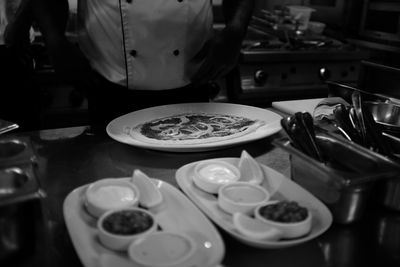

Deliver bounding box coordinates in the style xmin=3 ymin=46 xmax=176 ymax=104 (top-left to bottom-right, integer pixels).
xmin=380 ymin=179 xmax=400 ymax=211
xmin=376 ymin=133 xmax=400 ymax=211
xmin=0 ymin=136 xmax=45 ymax=263
xmin=0 ymin=137 xmax=37 ymax=168
xmin=274 ymin=133 xmax=400 ymax=224
xmin=0 ymin=164 xmax=45 ymax=262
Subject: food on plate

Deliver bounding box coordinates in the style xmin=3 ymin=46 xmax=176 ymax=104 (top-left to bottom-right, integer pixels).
xmin=131 ymin=169 xmax=163 ymax=209
xmin=85 ymin=179 xmax=140 ymax=218
xmin=129 ymin=113 xmax=265 ymax=145
xmin=102 ymin=209 xmax=154 ymax=235
xmin=258 ymin=201 xmax=308 ymax=223
xmin=193 ymin=160 xmax=240 ymax=194
xmin=97 ymin=208 xmax=157 ymax=251
xmin=238 ymin=150 xmax=264 ymax=184
xmin=233 ymin=212 xmax=282 ymax=241
xmin=255 ymin=201 xmax=312 ymax=239
xmin=218 ymin=182 xmax=270 ymax=215
xmin=128 ymin=231 xmax=196 ymax=267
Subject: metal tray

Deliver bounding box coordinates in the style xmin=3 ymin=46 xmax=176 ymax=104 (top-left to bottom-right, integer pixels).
xmin=273 ymin=134 xmax=400 ymax=224
xmin=0 ymin=164 xmax=45 ymax=262
xmin=0 ymin=137 xmax=37 ymax=168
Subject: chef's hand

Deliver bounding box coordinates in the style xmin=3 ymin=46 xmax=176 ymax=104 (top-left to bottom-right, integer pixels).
xmin=190 ymin=29 xmax=242 ymax=85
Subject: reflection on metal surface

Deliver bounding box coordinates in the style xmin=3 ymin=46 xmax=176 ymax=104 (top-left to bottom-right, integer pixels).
xmin=39 ymin=126 xmax=88 ymax=141
xmin=0 ymin=119 xmax=19 ymax=135
xmin=0 ymin=140 xmax=26 ymax=159
xmin=318 ymin=226 xmax=361 ymax=267
xmin=376 ymin=213 xmax=400 ymax=265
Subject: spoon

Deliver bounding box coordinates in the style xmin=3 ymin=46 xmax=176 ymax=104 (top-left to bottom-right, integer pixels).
xmin=351 ymin=91 xmax=368 ymax=146
xmin=131 ymin=169 xmax=163 ymax=209
xmin=361 ymin=103 xmax=394 ymax=157
xmin=333 ymin=104 xmax=361 ymax=144
xmin=298 ymin=112 xmax=324 ymax=162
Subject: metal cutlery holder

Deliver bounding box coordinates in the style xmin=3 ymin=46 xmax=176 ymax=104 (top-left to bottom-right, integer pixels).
xmin=0 ymin=137 xmax=38 ymax=168
xmin=0 ymin=136 xmax=45 ymax=263
xmin=274 ymin=135 xmax=400 ymax=224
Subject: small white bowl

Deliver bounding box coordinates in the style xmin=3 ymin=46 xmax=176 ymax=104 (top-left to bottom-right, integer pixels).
xmin=97 ymin=207 xmax=157 ymax=251
xmin=218 ymin=182 xmax=270 ymax=215
xmin=85 ymin=178 xmax=140 ymax=218
xmin=254 ymin=200 xmax=312 ymax=239
xmin=128 ymin=231 xmax=196 ymax=267
xmin=193 ymin=160 xmax=240 ymax=194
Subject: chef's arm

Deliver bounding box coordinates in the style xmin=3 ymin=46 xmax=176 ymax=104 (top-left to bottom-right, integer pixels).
xmin=222 ymin=0 xmax=255 ymax=41
xmin=0 ymin=0 xmax=7 ymax=25
xmin=4 ymin=0 xmax=34 ymax=48
xmin=29 ymin=0 xmax=69 ymax=47
xmin=28 ymin=0 xmax=92 ymax=86
xmin=190 ymin=0 xmax=255 ymax=85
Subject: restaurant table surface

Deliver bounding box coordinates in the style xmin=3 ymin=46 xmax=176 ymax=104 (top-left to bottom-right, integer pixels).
xmin=4 ymin=121 xmax=400 ymax=267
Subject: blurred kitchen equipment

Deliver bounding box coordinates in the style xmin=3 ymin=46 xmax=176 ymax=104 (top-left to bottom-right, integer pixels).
xmin=308 ymin=21 xmax=326 ymax=35
xmin=0 ymin=119 xmax=18 ymax=135
xmin=326 ymin=81 xmax=390 ymax=104
xmin=374 ymin=211 xmax=400 ymax=265
xmin=364 ymin=101 xmax=400 ymax=136
xmin=351 ymin=91 xmax=368 ymax=146
xmin=287 ymin=6 xmax=315 ymax=31
xmin=281 ymin=112 xmax=323 ymax=162
xmin=383 ymin=133 xmax=400 ymax=157
xmin=332 ymin=104 xmax=361 ymax=144
xmin=0 ymin=136 xmax=45 ymax=263
xmin=0 ymin=137 xmax=37 ymax=167
xmin=0 ymin=164 xmax=45 ymax=262
xmin=379 ymin=178 xmax=400 ymax=212
xmin=318 ymin=225 xmax=362 ymax=267
xmin=274 ymin=131 xmax=400 ymax=224
xmin=361 ymin=101 xmax=394 ymax=157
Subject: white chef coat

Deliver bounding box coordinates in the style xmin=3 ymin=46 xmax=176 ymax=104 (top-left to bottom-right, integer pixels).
xmin=77 ymin=0 xmax=214 ymax=90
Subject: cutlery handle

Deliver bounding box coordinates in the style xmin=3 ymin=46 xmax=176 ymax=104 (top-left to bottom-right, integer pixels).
xmin=351 ymin=91 xmax=368 ymax=146
xmin=361 ymin=103 xmax=394 ymax=157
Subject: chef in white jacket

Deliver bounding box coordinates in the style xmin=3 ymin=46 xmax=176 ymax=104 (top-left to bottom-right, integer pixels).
xmin=6 ymin=0 xmax=255 ymax=132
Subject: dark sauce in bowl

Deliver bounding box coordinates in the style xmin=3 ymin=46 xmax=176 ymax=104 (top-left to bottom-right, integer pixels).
xmin=102 ymin=210 xmax=154 ymax=235
xmin=259 ymin=201 xmax=308 ymax=223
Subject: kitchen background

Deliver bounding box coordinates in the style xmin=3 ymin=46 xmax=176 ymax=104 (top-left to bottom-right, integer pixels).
xmin=1 ymin=0 xmax=399 ymax=129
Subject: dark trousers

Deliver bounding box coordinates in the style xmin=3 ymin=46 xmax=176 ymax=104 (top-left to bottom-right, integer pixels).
xmin=0 ymin=45 xmax=40 ymax=131
xmin=83 ymin=71 xmax=212 ymax=133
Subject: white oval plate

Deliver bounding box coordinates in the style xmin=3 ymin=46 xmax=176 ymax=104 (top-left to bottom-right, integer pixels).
xmin=175 ymin=158 xmax=333 ymax=249
xmin=106 ymin=103 xmax=282 ymax=152
xmin=63 ymin=178 xmax=225 ymax=267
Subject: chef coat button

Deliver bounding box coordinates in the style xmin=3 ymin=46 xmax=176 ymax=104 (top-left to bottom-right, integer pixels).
xmin=173 ymin=49 xmax=180 ymax=56
xmin=130 ymin=50 xmax=137 ymax=57
xmin=177 ymin=0 xmax=183 ymax=2
xmin=127 ymin=0 xmax=132 ymax=3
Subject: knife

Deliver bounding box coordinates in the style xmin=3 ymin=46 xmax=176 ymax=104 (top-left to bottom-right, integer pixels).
xmin=0 ymin=119 xmax=19 ymax=134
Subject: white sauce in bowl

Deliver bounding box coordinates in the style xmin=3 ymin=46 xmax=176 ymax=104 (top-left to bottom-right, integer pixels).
xmin=198 ymin=163 xmax=238 ymax=184
xmin=87 ymin=185 xmax=136 ymax=209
